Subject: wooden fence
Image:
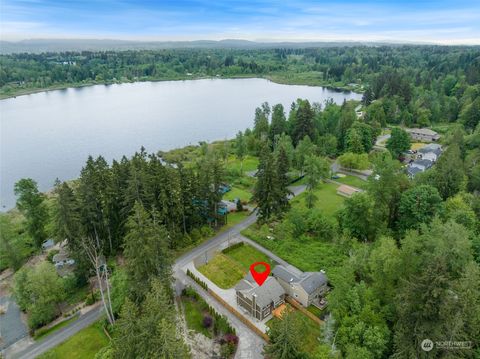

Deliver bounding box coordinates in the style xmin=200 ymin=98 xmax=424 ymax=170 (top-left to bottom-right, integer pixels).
xmin=285 ymin=296 xmax=323 ymax=325
xmin=207 ymin=289 xmax=270 ymax=342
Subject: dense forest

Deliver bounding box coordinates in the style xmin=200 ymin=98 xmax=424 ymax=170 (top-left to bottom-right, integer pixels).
xmin=1 ymin=45 xmax=480 ymax=99
xmin=1 ymin=45 xmax=480 ymax=358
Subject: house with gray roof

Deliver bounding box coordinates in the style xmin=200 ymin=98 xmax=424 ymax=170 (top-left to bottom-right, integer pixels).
xmin=407 ymin=166 xmax=423 ymax=179
xmin=410 ymin=159 xmax=433 ymax=171
xmin=272 ymin=265 xmax=328 ymax=308
xmin=235 ymin=275 xmax=285 ymax=320
xmin=406 ymin=128 xmax=440 ymax=142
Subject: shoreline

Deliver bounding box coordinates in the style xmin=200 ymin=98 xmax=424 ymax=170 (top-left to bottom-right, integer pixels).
xmin=0 ymin=75 xmax=362 ymax=100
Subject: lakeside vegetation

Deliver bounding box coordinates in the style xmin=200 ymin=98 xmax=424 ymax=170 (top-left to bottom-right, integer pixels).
xmin=1 ymin=44 xmax=480 ymax=358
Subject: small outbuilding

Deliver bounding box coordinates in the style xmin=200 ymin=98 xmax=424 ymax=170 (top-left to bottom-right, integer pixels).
xmin=336 ymin=184 xmax=362 ymax=198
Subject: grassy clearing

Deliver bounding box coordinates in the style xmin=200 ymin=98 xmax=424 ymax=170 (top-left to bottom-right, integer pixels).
xmin=197 ymin=243 xmax=274 ymax=288
xmin=291 ymin=182 xmax=345 ymax=219
xmin=242 ymin=225 xmax=346 ymax=283
xmin=34 ymin=315 xmax=79 ymax=340
xmin=411 ymin=142 xmax=426 ymax=150
xmin=333 ymin=175 xmax=368 ymax=190
xmin=198 ymin=253 xmax=245 ymax=289
xmin=182 ymin=296 xmax=212 ymax=338
xmin=225 ymin=243 xmax=274 ymax=269
xmin=226 ymin=155 xmax=259 ymax=173
xmin=223 ymin=186 xmax=252 ymax=203
xmin=37 ymin=321 xmax=109 ymax=359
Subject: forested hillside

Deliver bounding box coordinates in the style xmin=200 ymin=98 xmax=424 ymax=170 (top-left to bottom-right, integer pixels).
xmin=1 ymin=45 xmax=480 ymax=358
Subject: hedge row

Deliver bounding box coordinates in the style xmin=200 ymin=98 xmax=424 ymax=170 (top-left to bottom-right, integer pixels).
xmin=186 ymin=268 xmax=208 ymax=291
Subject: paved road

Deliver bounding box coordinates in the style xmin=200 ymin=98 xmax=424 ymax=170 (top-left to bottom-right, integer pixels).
xmin=9 ymin=306 xmax=103 ymax=359
xmin=173 ymin=184 xmax=307 ymax=359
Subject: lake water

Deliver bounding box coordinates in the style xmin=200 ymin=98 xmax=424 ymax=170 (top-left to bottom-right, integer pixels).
xmin=0 ymin=78 xmax=361 ymax=210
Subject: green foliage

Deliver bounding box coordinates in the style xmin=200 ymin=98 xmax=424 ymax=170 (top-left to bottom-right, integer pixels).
xmin=14 ymin=178 xmax=49 ymax=248
xmin=112 ymin=279 xmax=190 ymax=358
xmin=398 ymin=185 xmax=443 ymax=232
xmin=431 ymin=144 xmax=466 ymax=199
xmin=386 ymin=128 xmax=410 ymax=158
xmin=304 ymin=155 xmax=331 ymax=208
xmin=13 ymin=261 xmax=65 ymax=329
xmin=338 ymin=193 xmax=378 ymax=241
xmin=337 ymin=152 xmax=369 ymax=170
xmin=0 ymin=213 xmax=35 ymax=271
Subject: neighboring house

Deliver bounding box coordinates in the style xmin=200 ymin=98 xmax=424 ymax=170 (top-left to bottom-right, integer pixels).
xmin=336 ymin=184 xmax=362 ymax=198
xmin=418 ymin=143 xmax=442 ymax=157
xmin=410 ymin=159 xmax=433 ymax=171
xmin=52 ymin=249 xmax=75 ymax=276
xmin=272 ymin=265 xmax=328 ymax=308
xmin=41 ymin=238 xmax=54 ymax=250
xmin=235 ymin=275 xmax=285 ymax=320
xmin=407 ymin=166 xmax=423 ymax=179
xmin=420 ymin=152 xmax=438 ymax=162
xmin=405 ymin=128 xmax=440 ymax=142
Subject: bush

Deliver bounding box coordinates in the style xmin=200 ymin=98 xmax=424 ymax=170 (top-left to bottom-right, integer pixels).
xmin=220 ymin=342 xmax=236 ymax=358
xmin=338 ymin=152 xmax=370 ymax=170
xmin=203 ymin=315 xmax=213 ymax=328
xmin=47 ymin=249 xmax=60 ymax=263
xmin=186 ymin=269 xmax=208 ymax=291
xmin=85 ymin=291 xmax=100 ymax=306
xmin=200 ymin=226 xmax=214 ymax=238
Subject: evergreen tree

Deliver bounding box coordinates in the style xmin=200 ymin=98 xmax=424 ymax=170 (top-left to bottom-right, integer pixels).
xmin=14 ymin=178 xmax=49 ymax=248
xmin=304 ymin=155 xmax=330 ymax=208
xmin=235 ymin=131 xmax=247 ymax=174
xmin=292 ymin=100 xmax=315 ymax=145
xmin=269 ymin=104 xmax=287 ymax=142
xmin=253 ymin=144 xmax=278 ymax=221
xmin=123 ymin=202 xmax=172 ymax=302
xmin=274 ymin=145 xmax=292 ymax=214
xmin=386 ymin=128 xmax=410 ymax=158
xmin=264 ymin=310 xmax=307 ymax=359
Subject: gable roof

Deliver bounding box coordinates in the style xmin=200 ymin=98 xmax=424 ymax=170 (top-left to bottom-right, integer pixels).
xmin=236 ymin=276 xmax=285 ymax=308
xmin=412 ymin=159 xmax=433 ymax=168
xmin=272 ymin=265 xmax=328 ymax=294
xmin=299 ymin=272 xmax=328 ymax=294
xmin=406 ymin=128 xmax=439 ymax=137
xmin=407 ymin=166 xmax=422 ymax=177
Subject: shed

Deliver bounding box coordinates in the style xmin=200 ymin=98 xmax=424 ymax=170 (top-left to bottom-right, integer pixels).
xmin=336 ymin=184 xmax=362 ymax=198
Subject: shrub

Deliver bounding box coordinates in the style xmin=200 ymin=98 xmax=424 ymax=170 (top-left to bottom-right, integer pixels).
xmin=85 ymin=291 xmax=100 ymax=306
xmin=202 ymin=315 xmax=213 ymax=328
xmin=221 ymin=241 xmax=244 ymax=254
xmin=46 ymin=249 xmax=59 ymax=263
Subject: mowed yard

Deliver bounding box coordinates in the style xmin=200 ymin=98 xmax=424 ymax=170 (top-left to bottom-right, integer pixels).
xmin=197 ymin=243 xmax=274 ymax=289
xmin=291 ymin=182 xmax=346 ymax=219
xmin=37 ymin=321 xmax=109 ymax=359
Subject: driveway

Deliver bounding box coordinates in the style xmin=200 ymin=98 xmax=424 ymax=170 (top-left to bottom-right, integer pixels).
xmin=0 ymin=296 xmax=28 ymax=351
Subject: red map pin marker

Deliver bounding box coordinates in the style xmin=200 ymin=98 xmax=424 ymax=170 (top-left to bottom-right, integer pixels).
xmin=250 ymin=262 xmax=271 ymax=286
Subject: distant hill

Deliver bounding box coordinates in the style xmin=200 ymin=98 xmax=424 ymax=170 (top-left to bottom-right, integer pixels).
xmin=0 ymin=38 xmax=397 ymax=54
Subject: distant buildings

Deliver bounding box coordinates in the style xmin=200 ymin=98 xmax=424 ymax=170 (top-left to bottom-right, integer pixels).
xmin=405 ymin=128 xmax=440 ymax=142
xmin=406 ymin=143 xmax=443 ymax=178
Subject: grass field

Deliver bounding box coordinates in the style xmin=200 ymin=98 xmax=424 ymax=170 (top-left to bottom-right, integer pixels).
xmin=37 ymin=321 xmax=109 ymax=359
xmin=333 ymin=175 xmax=368 ymax=190
xmin=182 ymin=296 xmax=212 ymax=338
xmin=291 ymin=182 xmax=345 ymax=219
xmin=197 ymin=243 xmax=274 ymax=288
xmin=307 ymin=305 xmax=327 ymax=319
xmin=225 ymin=242 xmax=274 ymax=269
xmin=223 ymin=186 xmax=252 ymax=203
xmin=198 ymin=253 xmax=245 ymax=288
xmin=226 ymin=155 xmax=259 ymax=173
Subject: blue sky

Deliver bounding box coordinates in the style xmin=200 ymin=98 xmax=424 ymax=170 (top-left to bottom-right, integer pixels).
xmin=1 ymin=0 xmax=479 ymax=44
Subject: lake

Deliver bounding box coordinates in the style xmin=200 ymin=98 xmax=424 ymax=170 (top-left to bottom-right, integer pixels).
xmin=0 ymin=78 xmax=361 ymax=210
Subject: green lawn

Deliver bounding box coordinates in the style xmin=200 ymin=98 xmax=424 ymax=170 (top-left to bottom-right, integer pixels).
xmin=182 ymin=296 xmax=212 ymax=338
xmin=333 ymin=175 xmax=368 ymax=190
xmin=223 ymin=186 xmax=252 ymax=203
xmin=226 ymin=155 xmax=259 ymax=173
xmin=225 ymin=243 xmax=274 ymax=269
xmin=411 ymin=142 xmax=426 ymax=150
xmin=197 ymin=243 xmax=274 ymax=288
xmin=307 ymin=305 xmax=326 ymax=319
xmin=37 ymin=321 xmax=109 ymax=359
xmin=198 ymin=253 xmax=245 ymax=289
xmin=34 ymin=315 xmax=79 ymax=340
xmin=291 ymin=182 xmax=345 ymax=219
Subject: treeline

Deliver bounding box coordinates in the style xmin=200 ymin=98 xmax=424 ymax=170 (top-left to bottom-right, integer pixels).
xmin=2 ymin=46 xmax=479 ymax=97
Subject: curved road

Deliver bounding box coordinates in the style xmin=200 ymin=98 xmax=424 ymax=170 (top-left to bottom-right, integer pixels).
xmin=9 ymin=185 xmax=307 ymax=359
xmin=10 ymin=305 xmax=103 ymax=359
